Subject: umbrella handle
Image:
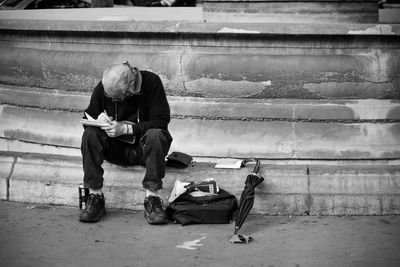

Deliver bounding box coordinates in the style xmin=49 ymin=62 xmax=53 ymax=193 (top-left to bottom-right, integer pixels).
xmin=253 ymin=159 xmax=260 ymax=174
xmin=242 ymin=158 xmax=260 ymax=174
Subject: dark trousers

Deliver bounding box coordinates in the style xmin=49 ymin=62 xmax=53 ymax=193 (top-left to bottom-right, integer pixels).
xmin=81 ymin=127 xmax=172 ymax=192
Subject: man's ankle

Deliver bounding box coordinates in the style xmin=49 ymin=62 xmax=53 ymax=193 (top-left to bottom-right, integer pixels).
xmin=145 ymin=189 xmax=158 ymax=197
xmin=89 ymin=188 xmax=103 ymax=195
xmin=145 ymin=189 xmax=169 ymax=205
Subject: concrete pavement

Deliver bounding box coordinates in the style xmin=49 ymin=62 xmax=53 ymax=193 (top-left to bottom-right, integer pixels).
xmin=0 ymin=200 xmax=399 ymax=267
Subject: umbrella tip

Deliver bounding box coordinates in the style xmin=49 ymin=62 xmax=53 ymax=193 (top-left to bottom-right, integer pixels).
xmin=229 ymin=234 xmax=254 ymax=244
xmin=234 ymin=226 xmax=239 ymax=235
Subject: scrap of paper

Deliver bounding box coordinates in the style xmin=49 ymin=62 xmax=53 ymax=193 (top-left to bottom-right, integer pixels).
xmin=176 ymin=236 xmax=206 ymax=250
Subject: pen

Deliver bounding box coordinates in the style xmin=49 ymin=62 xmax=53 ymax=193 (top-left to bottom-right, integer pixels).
xmin=104 ymin=110 xmax=112 ymax=123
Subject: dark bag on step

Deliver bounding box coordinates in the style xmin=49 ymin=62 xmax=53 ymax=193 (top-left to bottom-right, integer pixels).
xmin=166 ymin=189 xmax=237 ymax=225
xmin=166 ymin=152 xmax=193 ymax=168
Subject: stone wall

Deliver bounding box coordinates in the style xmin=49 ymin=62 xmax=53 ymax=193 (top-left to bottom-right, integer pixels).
xmin=0 ymin=19 xmax=399 ymax=160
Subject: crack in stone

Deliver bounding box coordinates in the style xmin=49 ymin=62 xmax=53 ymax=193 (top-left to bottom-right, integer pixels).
xmin=179 ymin=52 xmax=187 ymax=92
xmin=6 ymin=156 xmax=17 ymax=201
xmin=305 ymin=165 xmax=312 ymax=215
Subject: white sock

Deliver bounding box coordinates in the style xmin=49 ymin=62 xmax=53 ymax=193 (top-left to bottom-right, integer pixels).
xmin=146 ymin=189 xmax=159 ymax=197
xmin=89 ymin=188 xmax=103 ymax=195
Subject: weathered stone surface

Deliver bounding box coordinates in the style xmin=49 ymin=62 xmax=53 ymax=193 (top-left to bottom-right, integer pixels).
xmin=252 ymin=194 xmax=309 ymax=215
xmin=9 ymin=179 xmax=78 ymax=206
xmin=1 ymin=85 xmax=400 ymax=121
xmin=5 ymin=154 xmax=82 ymax=205
xmin=294 ymin=99 xmax=400 ymax=120
xmin=310 ymin=195 xmax=400 ymax=215
xmin=1 ymin=152 xmax=399 ymax=214
xmin=1 ymin=104 xmax=399 ymax=159
xmin=0 ymin=105 xmax=82 ymax=148
xmin=0 ymin=47 xmax=181 ymax=93
xmin=0 ymin=138 xmax=81 ymax=157
xmin=203 ymin=0 xmax=379 ymax=23
xmin=0 ymin=85 xmax=90 ymax=111
xmin=169 ymin=119 xmax=294 ymax=158
xmin=182 ymin=53 xmax=400 ymax=99
xmin=309 ymin=165 xmax=400 ymax=195
xmin=0 ymin=154 xmax=14 ymax=175
xmin=380 ymin=8 xmax=400 ymax=23
xmin=2 ymin=19 xmax=400 ymax=35
xmin=294 ymin=122 xmax=400 ymax=159
xmin=302 ymin=82 xmax=397 ymax=99
xmin=0 ymin=20 xmax=399 ymax=98
xmin=0 ymin=7 xmax=204 ymax=22
xmin=0 ymin=155 xmax=14 ymax=200
xmin=0 ymin=178 xmax=6 ymax=200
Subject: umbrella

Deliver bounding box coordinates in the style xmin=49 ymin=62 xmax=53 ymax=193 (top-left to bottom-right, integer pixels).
xmin=230 ymin=158 xmax=264 ymax=244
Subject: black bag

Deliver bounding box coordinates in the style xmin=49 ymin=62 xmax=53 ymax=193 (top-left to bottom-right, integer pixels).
xmin=166 ymin=152 xmax=194 ymax=168
xmin=166 ymin=189 xmax=238 ymax=225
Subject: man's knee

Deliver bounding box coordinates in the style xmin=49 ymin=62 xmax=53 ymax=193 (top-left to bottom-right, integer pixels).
xmin=141 ymin=129 xmax=172 ymax=153
xmin=82 ymin=127 xmax=104 ymax=144
xmin=145 ymin=129 xmax=163 ymax=139
xmin=144 ymin=129 xmax=171 ymax=143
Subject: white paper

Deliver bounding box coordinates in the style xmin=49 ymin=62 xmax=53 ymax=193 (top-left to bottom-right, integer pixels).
xmin=215 ymin=158 xmax=243 ymax=169
xmin=168 ymin=180 xmax=190 ymax=203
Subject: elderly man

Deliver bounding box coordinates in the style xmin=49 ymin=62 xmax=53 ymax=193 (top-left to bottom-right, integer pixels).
xmin=79 ymin=61 xmax=172 ymax=224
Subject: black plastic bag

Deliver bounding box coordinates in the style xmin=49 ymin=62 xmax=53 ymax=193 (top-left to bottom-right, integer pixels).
xmin=166 ymin=189 xmax=237 ymax=225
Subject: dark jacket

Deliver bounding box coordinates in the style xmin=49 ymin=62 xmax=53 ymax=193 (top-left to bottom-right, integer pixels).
xmin=84 ymin=70 xmax=170 ymax=138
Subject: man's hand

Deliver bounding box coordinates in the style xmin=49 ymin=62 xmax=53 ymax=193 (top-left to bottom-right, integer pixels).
xmin=97 ymin=111 xmax=112 ymax=124
xmin=101 ymin=121 xmax=126 ymax=137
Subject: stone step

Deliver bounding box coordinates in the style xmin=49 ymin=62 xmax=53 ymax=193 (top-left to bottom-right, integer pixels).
xmin=1 ymin=103 xmax=399 ymax=159
xmin=202 ymin=0 xmax=379 ymax=23
xmin=0 ymin=7 xmax=204 ymax=21
xmin=380 ymin=7 xmax=400 ymax=23
xmin=1 ymin=84 xmax=399 ymax=159
xmin=1 ymin=151 xmax=399 ymax=215
xmin=2 ymin=85 xmax=400 ymax=121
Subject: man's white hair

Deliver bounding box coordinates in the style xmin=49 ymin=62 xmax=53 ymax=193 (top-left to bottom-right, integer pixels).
xmin=102 ymin=62 xmax=136 ymax=99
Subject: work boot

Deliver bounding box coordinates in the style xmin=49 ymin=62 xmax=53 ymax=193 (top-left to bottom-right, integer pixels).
xmin=144 ymin=195 xmax=168 ymax=225
xmin=79 ymin=193 xmax=106 ymax=223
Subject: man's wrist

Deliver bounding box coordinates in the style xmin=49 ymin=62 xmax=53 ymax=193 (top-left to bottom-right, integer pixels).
xmin=125 ymin=123 xmax=133 ymax=135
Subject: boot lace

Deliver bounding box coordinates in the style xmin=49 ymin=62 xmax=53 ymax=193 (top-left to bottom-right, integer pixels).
xmin=149 ymin=196 xmax=164 ymax=212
